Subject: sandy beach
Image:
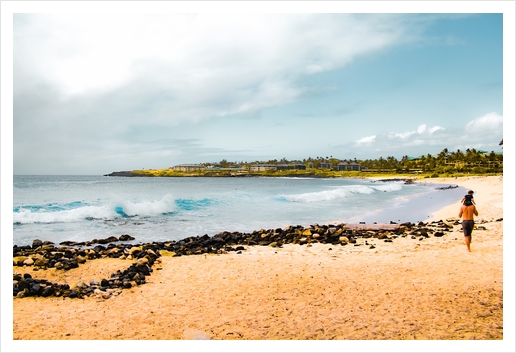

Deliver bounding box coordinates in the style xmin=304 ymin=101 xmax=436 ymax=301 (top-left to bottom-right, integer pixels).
xmin=8 ymin=176 xmax=511 ymax=350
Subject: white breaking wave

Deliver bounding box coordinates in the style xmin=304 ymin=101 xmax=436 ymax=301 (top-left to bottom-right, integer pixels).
xmin=13 ymin=194 xmax=178 ymax=224
xmin=282 ymin=183 xmax=402 ymax=203
xmin=13 ymin=204 xmax=117 ymax=224
xmin=369 ymin=183 xmax=403 ymax=192
xmin=120 ymin=194 xmax=177 ymax=216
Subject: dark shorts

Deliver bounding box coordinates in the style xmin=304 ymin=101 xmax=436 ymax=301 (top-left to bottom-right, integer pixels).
xmin=462 ymin=220 xmax=475 ymax=236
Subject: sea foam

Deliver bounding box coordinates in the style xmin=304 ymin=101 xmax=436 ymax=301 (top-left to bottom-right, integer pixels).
xmin=282 ymin=183 xmax=402 ymax=203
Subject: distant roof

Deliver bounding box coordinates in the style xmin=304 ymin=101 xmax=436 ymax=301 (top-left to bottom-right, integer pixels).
xmin=407 ymin=155 xmax=425 ymax=160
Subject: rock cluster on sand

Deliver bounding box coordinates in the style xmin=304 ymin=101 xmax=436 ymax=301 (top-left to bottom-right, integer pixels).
xmin=14 ymin=219 xmax=488 ymax=299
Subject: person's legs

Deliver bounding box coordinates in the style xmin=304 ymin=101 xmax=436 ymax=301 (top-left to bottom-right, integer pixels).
xmin=462 ymin=220 xmax=474 ymax=252
xmin=464 ymin=235 xmax=471 ymax=252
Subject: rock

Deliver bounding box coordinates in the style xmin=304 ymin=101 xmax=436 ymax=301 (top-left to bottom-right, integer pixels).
xmin=62 ymin=259 xmax=79 ymax=270
xmin=302 ymin=229 xmax=312 ymax=236
xmin=34 ymin=257 xmax=49 ymax=267
xmin=76 ymin=281 xmax=89 ymax=289
xmin=159 ymin=250 xmax=176 ymax=257
xmin=339 ymin=236 xmax=349 ymax=244
xmin=119 ymin=234 xmax=135 ymax=241
xmin=129 ymin=246 xmax=143 ymax=255
xmin=32 ymin=239 xmax=43 ymax=249
xmin=59 ymin=241 xmax=80 ymax=246
xmin=41 ymin=286 xmax=55 ymax=297
xmin=135 ymin=258 xmax=149 ymax=266
xmin=377 ymin=232 xmax=390 ymax=240
xmin=434 ymin=232 xmax=445 ymax=237
xmin=13 ymin=256 xmax=27 ymax=266
xmin=23 ymin=258 xmax=34 ymax=266
xmin=107 ymin=248 xmax=120 ymax=255
xmin=17 ymin=279 xmax=31 ymax=291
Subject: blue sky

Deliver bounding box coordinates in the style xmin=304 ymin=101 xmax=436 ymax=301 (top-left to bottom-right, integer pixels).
xmin=2 ymin=2 xmax=514 ymax=175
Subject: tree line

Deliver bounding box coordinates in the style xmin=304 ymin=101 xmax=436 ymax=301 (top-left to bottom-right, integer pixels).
xmin=204 ymin=148 xmax=503 ymax=175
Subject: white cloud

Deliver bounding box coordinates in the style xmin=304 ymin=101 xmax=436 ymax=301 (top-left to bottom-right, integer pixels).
xmin=465 ymin=112 xmax=503 ymax=133
xmin=356 ymin=135 xmax=377 ymax=145
xmin=428 ymin=126 xmax=445 ymax=134
xmin=391 ymin=131 xmax=414 ymax=139
xmin=387 ymin=124 xmax=444 ymax=140
xmin=418 ymin=124 xmax=445 ymax=135
xmin=14 ymin=13 xmax=412 ymax=125
xmin=352 ymin=117 xmax=500 ymax=157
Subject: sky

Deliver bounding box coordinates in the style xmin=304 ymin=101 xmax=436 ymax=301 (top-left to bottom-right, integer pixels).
xmin=2 ymin=2 xmax=514 ymax=175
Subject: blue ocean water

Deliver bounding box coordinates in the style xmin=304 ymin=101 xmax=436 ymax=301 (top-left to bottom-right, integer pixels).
xmin=12 ymin=175 xmax=466 ymax=247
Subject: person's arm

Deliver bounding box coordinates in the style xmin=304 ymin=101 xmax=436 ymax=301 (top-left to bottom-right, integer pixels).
xmin=459 ymin=206 xmax=463 ymax=218
xmin=474 ymin=207 xmax=479 ymax=216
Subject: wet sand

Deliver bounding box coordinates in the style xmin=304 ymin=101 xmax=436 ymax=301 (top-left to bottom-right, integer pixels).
xmin=7 ymin=176 xmax=512 ymax=351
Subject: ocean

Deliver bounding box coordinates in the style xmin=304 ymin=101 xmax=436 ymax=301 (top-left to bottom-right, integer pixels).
xmin=12 ymin=175 xmax=467 ymax=247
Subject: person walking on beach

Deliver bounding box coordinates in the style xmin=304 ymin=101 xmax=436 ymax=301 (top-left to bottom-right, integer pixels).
xmin=459 ymin=202 xmax=478 ymax=252
xmin=461 ymin=190 xmax=475 ymax=206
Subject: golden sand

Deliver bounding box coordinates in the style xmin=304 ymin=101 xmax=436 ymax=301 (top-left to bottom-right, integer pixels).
xmin=9 ymin=176 xmax=509 ymax=349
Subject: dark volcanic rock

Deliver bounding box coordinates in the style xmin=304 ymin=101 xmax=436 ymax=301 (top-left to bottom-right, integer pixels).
xmin=119 ymin=234 xmax=136 ymax=241
xmin=104 ymin=171 xmax=152 ymax=177
xmin=435 ymin=184 xmax=459 ymax=190
xmin=14 ymin=220 xmax=447 ymax=299
xmin=32 ymin=239 xmax=43 ymax=249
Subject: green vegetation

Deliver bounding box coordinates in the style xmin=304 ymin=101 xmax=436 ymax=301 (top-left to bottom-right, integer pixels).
xmin=131 ymin=148 xmax=503 ymax=178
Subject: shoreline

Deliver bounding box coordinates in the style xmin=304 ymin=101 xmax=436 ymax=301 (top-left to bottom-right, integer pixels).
xmin=9 ymin=176 xmax=508 ymax=347
xmin=12 ymin=175 xmax=467 ymax=248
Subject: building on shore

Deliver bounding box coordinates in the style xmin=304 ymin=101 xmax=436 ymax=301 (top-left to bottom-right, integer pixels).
xmin=173 ymin=164 xmax=206 ymax=172
xmin=249 ymin=164 xmax=278 ymax=172
xmin=250 ymin=164 xmax=307 ymax=172
xmin=276 ymin=164 xmax=307 ymax=171
xmin=334 ymin=160 xmax=361 ymax=171
xmin=204 ymin=167 xmax=245 ymax=171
